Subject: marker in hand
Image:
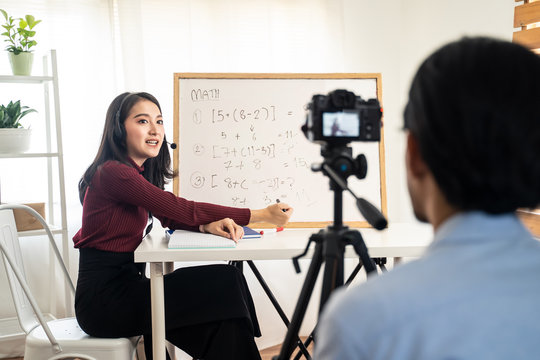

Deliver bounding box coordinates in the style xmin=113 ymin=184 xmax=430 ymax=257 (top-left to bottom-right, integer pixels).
xmin=276 ymin=199 xmax=287 ymax=212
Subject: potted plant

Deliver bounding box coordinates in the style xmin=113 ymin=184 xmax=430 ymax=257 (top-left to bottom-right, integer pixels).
xmin=0 ymin=9 xmax=41 ymax=76
xmin=0 ymin=100 xmax=37 ymax=153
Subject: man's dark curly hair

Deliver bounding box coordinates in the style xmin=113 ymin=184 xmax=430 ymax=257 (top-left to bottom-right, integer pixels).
xmin=404 ymin=37 xmax=540 ymax=213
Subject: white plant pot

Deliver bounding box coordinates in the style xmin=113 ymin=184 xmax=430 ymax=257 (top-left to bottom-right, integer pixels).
xmin=8 ymin=52 xmax=34 ymax=76
xmin=0 ymin=128 xmax=32 ymax=153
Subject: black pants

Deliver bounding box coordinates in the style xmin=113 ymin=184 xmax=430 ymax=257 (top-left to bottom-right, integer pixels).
xmin=75 ymin=248 xmax=261 ymax=360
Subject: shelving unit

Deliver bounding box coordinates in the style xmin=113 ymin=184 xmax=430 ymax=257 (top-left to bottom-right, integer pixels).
xmin=0 ymin=50 xmax=67 ymax=249
xmin=0 ymin=50 xmax=69 ymax=357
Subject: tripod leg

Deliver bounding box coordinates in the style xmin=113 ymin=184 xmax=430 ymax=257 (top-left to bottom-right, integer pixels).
xmin=345 ymin=230 xmax=377 ymax=275
xmin=246 ymin=261 xmax=311 ymax=358
xmin=345 ymin=261 xmax=363 ymax=286
xmin=292 ymin=256 xmax=366 ymax=360
xmin=293 ymin=333 xmax=315 ymax=360
xmin=277 ymin=241 xmax=324 ymax=360
xmin=247 ymin=261 xmax=289 ymax=325
xmin=373 ymin=257 xmax=388 ymax=272
xmin=319 ymin=242 xmax=344 ymax=312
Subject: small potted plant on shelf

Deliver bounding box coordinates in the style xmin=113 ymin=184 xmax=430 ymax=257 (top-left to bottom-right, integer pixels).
xmin=0 ymin=100 xmax=37 ymax=153
xmin=0 ymin=9 xmax=41 ymax=76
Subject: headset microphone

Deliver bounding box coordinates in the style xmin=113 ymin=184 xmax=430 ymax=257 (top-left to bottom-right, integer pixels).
xmin=167 ymin=141 xmax=177 ymax=149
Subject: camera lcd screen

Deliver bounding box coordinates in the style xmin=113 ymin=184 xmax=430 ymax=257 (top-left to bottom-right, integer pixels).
xmin=322 ymin=111 xmax=360 ymax=137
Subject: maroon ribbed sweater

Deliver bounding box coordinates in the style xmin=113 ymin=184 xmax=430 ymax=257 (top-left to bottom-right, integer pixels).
xmin=73 ymin=159 xmax=250 ymax=252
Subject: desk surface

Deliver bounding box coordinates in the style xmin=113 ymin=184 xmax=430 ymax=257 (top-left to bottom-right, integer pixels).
xmin=135 ymin=222 xmax=433 ymax=360
xmin=135 ymin=222 xmax=433 ymax=263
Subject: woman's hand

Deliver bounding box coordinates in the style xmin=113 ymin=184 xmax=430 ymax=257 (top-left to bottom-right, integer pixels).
xmin=200 ymin=218 xmax=244 ymax=242
xmin=250 ymin=202 xmax=293 ymax=227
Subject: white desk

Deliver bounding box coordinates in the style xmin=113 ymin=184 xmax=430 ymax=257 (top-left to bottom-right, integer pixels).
xmin=134 ymin=223 xmax=433 ymax=360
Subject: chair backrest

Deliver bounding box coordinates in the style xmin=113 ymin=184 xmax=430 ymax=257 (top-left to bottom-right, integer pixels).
xmin=0 ymin=208 xmax=40 ymax=333
xmin=1 ymin=205 xmax=138 ymax=357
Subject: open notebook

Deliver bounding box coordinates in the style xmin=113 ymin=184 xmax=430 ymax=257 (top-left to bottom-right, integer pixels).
xmin=167 ymin=226 xmax=261 ymax=249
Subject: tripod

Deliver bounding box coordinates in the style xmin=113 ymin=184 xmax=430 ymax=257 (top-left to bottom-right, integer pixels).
xmin=275 ymin=156 xmax=387 ymax=360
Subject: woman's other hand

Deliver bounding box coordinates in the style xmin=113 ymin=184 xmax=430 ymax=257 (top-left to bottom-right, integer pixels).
xmin=250 ymin=203 xmax=293 ymax=227
xmin=200 ymin=218 xmax=244 ymax=242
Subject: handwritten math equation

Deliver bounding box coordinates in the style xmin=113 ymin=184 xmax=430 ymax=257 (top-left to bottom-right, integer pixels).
xmin=211 ymin=106 xmax=276 ymax=123
xmin=182 ymin=97 xmax=317 ymax=207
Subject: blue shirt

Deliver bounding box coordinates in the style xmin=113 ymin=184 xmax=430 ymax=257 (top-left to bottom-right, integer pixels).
xmin=315 ymin=212 xmax=540 ymax=359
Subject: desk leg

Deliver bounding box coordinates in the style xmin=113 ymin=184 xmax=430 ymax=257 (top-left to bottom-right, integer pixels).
xmin=150 ymin=262 xmax=166 ymax=360
xmin=163 ymin=262 xmax=176 ymax=359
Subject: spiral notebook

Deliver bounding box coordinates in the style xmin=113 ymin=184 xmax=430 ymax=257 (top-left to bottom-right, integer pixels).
xmin=167 ymin=226 xmax=260 ymax=249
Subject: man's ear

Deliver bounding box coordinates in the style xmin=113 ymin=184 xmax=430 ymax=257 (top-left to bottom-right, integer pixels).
xmin=406 ymin=132 xmax=429 ymax=178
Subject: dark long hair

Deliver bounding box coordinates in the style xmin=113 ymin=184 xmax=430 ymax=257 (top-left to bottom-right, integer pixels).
xmin=78 ymin=92 xmax=175 ymax=204
xmin=404 ymin=37 xmax=540 ymax=213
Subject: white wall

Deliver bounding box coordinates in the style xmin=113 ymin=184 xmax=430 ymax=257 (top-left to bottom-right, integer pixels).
xmin=340 ymin=0 xmax=514 ymax=226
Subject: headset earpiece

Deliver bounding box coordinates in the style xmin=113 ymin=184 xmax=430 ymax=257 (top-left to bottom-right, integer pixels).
xmin=113 ymin=93 xmax=132 ymax=143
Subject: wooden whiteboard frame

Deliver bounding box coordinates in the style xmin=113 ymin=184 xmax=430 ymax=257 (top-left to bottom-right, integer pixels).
xmin=173 ymin=73 xmax=387 ymax=228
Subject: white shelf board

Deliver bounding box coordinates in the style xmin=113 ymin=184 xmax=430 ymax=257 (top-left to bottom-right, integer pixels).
xmin=0 ymin=75 xmax=54 ymax=84
xmin=0 ymin=152 xmax=60 ymax=158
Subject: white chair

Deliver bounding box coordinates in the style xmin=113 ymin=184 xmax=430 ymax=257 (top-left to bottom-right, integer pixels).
xmin=0 ymin=204 xmax=140 ymax=360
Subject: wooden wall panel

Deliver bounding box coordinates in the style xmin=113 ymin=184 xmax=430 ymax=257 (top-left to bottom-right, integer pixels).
xmin=514 ymin=1 xmax=540 ymax=27
xmin=518 ymin=209 xmax=540 ymax=238
xmin=513 ymin=26 xmax=540 ymax=49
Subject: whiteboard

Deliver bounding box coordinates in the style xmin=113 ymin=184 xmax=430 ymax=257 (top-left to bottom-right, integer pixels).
xmin=173 ymin=73 xmax=387 ymax=227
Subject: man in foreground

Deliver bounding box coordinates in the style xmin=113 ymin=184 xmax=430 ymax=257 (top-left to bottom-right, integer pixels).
xmin=314 ymin=37 xmax=540 ymax=359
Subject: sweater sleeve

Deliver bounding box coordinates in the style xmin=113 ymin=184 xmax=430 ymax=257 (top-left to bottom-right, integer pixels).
xmin=97 ymin=161 xmax=251 ymax=228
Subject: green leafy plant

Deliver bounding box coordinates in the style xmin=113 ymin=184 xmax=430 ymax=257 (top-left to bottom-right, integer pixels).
xmin=0 ymin=9 xmax=41 ymax=55
xmin=0 ymin=100 xmax=37 ymax=128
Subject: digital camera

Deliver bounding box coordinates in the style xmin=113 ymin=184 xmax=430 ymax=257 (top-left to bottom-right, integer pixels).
xmin=302 ymin=89 xmax=382 ymax=146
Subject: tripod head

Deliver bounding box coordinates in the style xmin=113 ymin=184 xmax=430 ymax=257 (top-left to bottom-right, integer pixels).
xmin=318 ymin=144 xmax=368 ymax=186
xmin=312 ymin=143 xmax=387 ymax=230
